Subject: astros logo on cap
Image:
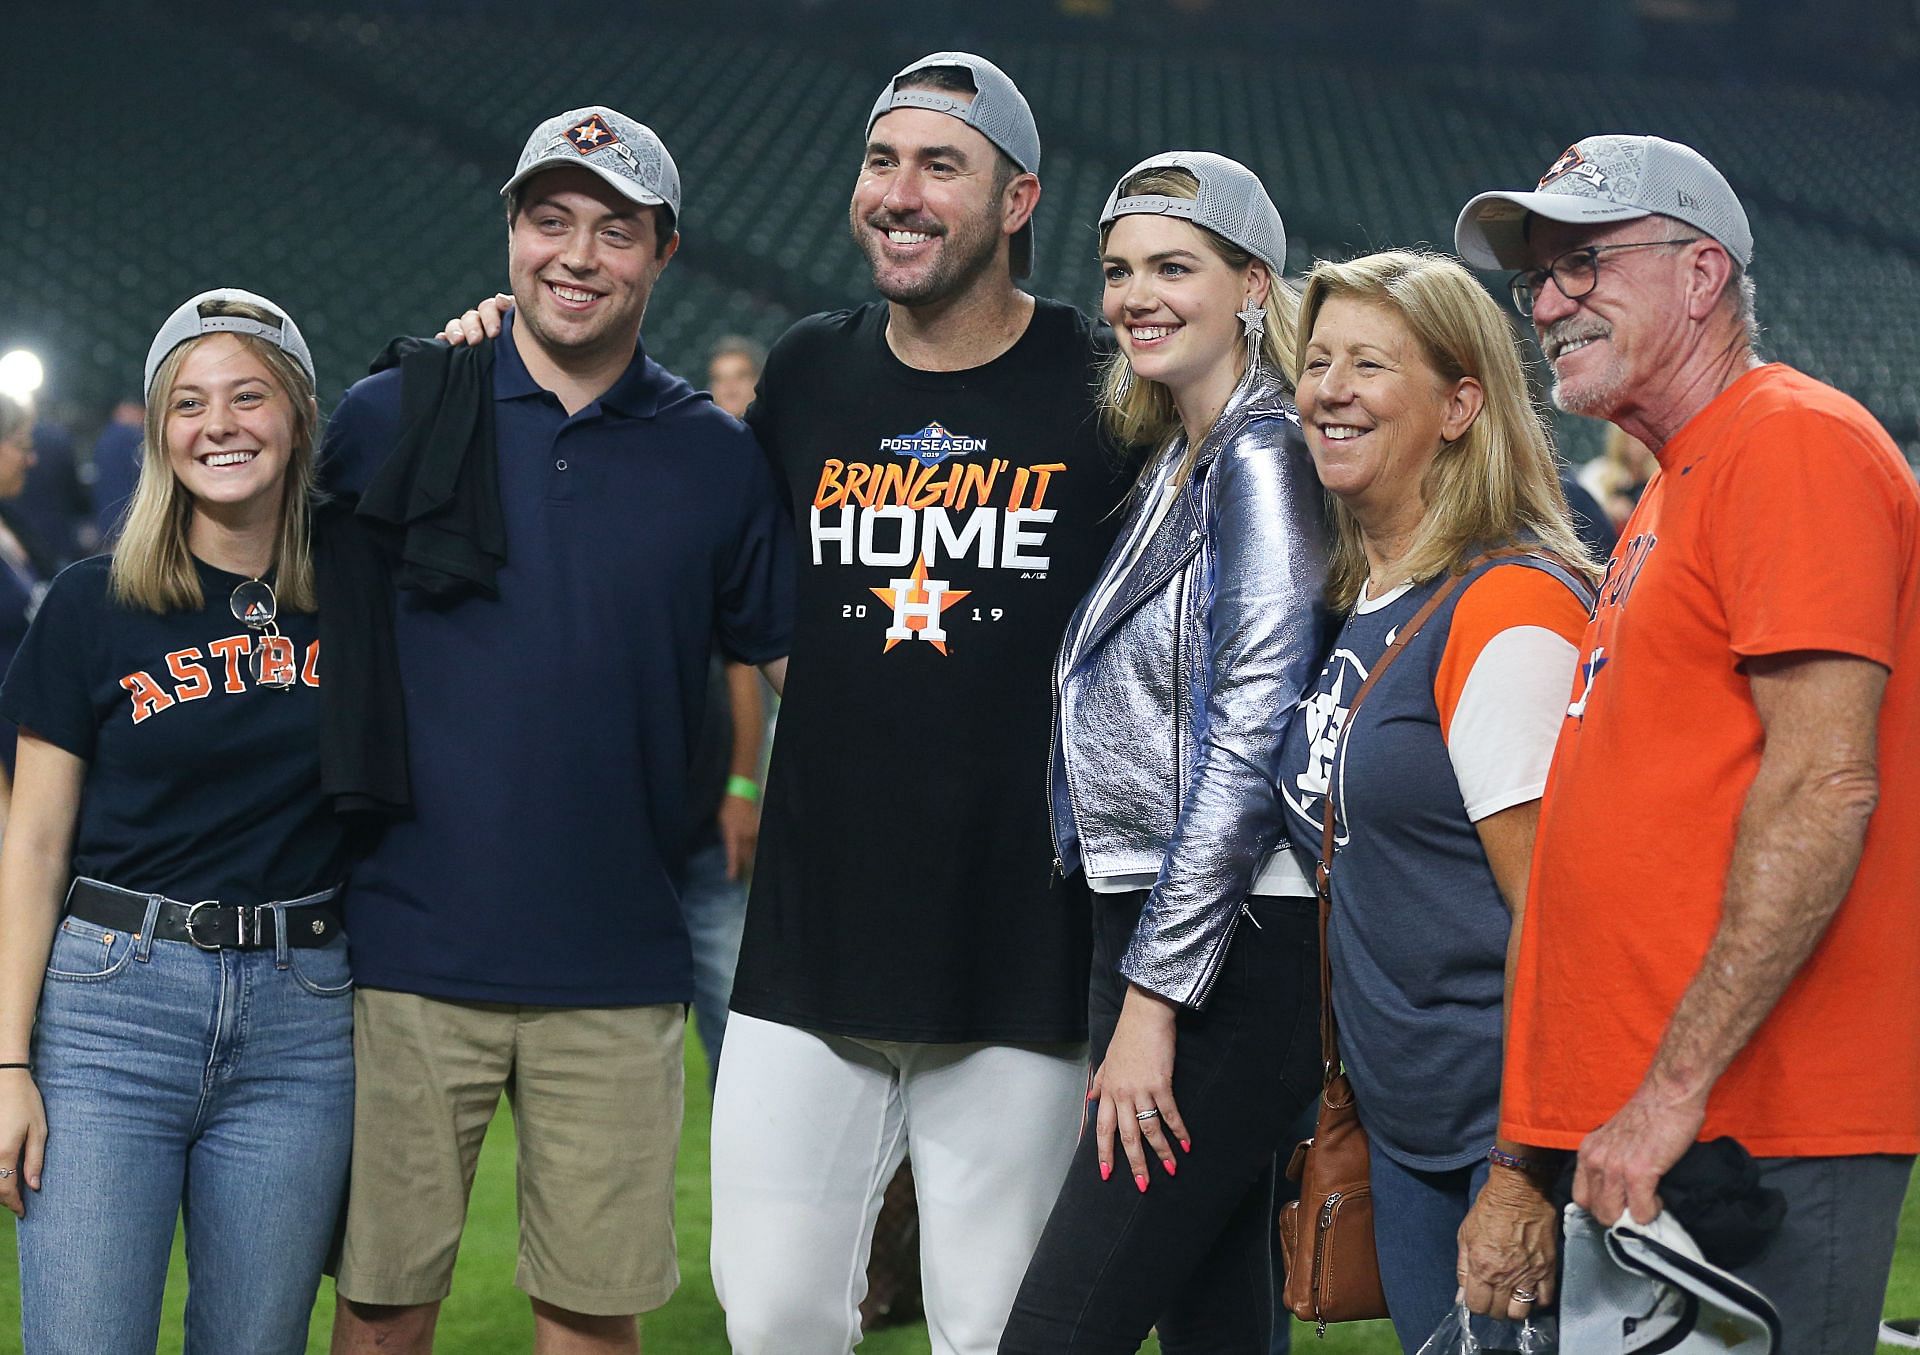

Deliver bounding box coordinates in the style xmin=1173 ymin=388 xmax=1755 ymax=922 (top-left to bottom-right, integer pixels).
xmin=1539 ymin=143 xmax=1610 ymax=192
xmin=566 ymin=114 xmax=619 ymax=154
xmin=1538 ymin=145 xmax=1587 ymax=188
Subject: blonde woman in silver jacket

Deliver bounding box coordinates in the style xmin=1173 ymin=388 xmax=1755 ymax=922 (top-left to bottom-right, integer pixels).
xmin=1000 ymin=153 xmax=1329 ymax=1355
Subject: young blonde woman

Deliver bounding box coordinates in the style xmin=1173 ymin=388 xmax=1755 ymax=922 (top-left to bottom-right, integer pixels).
xmin=1277 ymin=251 xmax=1597 ymax=1352
xmin=1000 ymin=153 xmax=1328 ymax=1355
xmin=0 ymin=290 xmax=393 ymax=1354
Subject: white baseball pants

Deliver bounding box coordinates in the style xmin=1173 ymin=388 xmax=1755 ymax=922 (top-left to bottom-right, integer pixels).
xmin=710 ymin=1011 xmax=1086 ymax=1355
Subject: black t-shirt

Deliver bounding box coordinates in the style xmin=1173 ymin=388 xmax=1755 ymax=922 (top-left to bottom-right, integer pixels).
xmin=0 ymin=556 xmax=348 ymax=903
xmin=733 ymin=298 xmax=1127 ymax=1042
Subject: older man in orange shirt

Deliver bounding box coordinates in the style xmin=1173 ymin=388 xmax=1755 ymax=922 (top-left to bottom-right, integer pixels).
xmin=1452 ymin=135 xmax=1919 ymax=1355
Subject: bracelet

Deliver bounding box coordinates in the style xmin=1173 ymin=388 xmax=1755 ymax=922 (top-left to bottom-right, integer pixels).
xmin=0 ymin=1063 xmax=30 ymax=1072
xmin=725 ymin=774 xmax=761 ymax=805
xmin=1487 ymin=1145 xmax=1554 ymax=1176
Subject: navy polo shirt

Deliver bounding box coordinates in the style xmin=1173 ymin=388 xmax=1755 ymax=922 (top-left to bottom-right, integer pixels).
xmin=320 ymin=315 xmax=793 ymax=1005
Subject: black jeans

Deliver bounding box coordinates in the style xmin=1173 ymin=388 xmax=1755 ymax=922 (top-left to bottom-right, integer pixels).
xmin=999 ymin=890 xmax=1321 ymax=1355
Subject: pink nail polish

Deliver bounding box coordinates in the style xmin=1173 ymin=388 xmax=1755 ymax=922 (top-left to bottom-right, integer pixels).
xmin=1164 ymin=1158 xmax=1177 ymax=1177
xmin=1100 ymin=1162 xmax=1111 ymax=1181
xmin=1135 ymin=1173 xmax=1149 ymax=1193
xmin=1180 ymin=1138 xmax=1192 ymax=1153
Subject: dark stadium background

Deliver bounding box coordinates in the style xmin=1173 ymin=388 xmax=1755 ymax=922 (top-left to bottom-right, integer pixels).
xmin=3 ymin=0 xmax=1916 ymax=470
xmin=0 ymin=2 xmax=1915 ymax=1351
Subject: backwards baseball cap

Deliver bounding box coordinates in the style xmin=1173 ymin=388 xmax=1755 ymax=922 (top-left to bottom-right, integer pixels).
xmin=501 ymin=106 xmax=681 ymax=227
xmin=144 ymin=288 xmax=314 ymax=397
xmin=1561 ymin=1206 xmax=1782 ymax=1354
xmin=867 ymin=52 xmax=1041 ymax=278
xmin=1100 ymin=151 xmax=1287 ymax=278
xmin=1455 ymin=134 xmax=1752 ymax=272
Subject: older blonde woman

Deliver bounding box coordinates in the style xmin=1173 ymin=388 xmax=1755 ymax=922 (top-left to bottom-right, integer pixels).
xmin=1276 ymin=251 xmax=1597 ymax=1353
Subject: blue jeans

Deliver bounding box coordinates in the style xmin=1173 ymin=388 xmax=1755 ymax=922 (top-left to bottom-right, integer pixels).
xmin=682 ymin=837 xmax=747 ymax=1087
xmin=1369 ymin=1149 xmax=1522 ymax=1354
xmin=16 ymin=900 xmax=356 ymax=1355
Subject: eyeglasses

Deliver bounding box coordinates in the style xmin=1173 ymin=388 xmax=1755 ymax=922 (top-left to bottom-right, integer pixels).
xmin=1509 ymin=238 xmax=1700 ymax=316
xmin=230 ymin=578 xmax=296 ymax=692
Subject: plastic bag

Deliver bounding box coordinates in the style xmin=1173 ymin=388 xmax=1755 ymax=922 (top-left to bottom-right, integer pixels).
xmin=1516 ymin=1316 xmax=1556 ymax=1354
xmin=1415 ymin=1300 xmax=1557 ymax=1354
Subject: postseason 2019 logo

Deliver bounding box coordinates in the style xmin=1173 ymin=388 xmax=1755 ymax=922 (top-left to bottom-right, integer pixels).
xmin=811 ymin=422 xmax=1067 ymax=656
xmin=878 ymin=421 xmax=987 ymax=467
xmin=1538 ymin=145 xmax=1607 ymax=192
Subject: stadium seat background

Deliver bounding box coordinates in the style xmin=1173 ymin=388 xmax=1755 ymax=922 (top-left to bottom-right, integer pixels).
xmin=5 ymin=5 xmax=1914 ymax=465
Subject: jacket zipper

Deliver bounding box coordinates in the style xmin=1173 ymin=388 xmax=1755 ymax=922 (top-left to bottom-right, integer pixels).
xmin=1171 ymin=569 xmax=1186 ymax=812
xmin=1047 ymin=667 xmax=1063 ymax=881
xmin=1047 ymin=634 xmax=1083 ymax=883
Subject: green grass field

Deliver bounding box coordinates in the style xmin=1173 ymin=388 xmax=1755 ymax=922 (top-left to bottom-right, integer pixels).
xmin=1 ymin=1032 xmax=1915 ymax=1353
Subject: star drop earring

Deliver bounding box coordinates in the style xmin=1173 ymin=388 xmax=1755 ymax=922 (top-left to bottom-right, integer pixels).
xmin=1237 ymin=299 xmax=1266 ymax=375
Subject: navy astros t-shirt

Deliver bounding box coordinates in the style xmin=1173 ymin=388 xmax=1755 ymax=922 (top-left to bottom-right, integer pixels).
xmin=320 ymin=316 xmax=794 ymax=1007
xmin=0 ymin=555 xmax=348 ymax=904
xmin=732 ymin=298 xmax=1126 ymax=1043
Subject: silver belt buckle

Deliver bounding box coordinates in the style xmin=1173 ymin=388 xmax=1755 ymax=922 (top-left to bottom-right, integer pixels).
xmin=183 ymin=900 xmax=225 ymax=951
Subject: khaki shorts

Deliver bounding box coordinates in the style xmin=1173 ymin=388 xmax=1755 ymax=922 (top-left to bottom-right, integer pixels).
xmin=335 ymin=990 xmax=684 ymax=1316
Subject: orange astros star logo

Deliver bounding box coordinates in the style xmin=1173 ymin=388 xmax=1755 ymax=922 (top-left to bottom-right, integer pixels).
xmin=870 ymin=555 xmax=970 ymax=655
xmin=566 ymin=114 xmax=619 ymax=153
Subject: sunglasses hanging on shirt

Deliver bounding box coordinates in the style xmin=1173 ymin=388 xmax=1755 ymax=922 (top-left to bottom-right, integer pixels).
xmin=230 ymin=578 xmax=297 ymax=691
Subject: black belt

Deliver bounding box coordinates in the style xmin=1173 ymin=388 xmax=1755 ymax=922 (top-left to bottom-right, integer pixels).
xmin=65 ymin=878 xmax=343 ymax=951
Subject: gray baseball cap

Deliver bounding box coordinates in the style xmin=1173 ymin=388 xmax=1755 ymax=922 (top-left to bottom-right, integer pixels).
xmin=501 ymin=106 xmax=682 ymax=226
xmin=1455 ymin=134 xmax=1751 ymax=271
xmin=144 ymin=288 xmax=314 ymax=397
xmin=867 ymin=52 xmax=1041 ymax=278
xmin=1100 ymin=151 xmax=1287 ymax=278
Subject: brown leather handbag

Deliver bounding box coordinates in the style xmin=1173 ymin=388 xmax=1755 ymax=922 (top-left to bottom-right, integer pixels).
xmin=1280 ymin=564 xmax=1479 ymax=1334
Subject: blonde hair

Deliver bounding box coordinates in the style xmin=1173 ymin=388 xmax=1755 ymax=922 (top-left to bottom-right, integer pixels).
xmin=112 ymin=300 xmax=320 ymax=614
xmin=1098 ymin=167 xmax=1300 ymax=487
xmin=1296 ymin=250 xmax=1597 ymax=612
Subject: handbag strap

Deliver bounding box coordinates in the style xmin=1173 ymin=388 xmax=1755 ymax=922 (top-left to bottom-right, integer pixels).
xmin=1312 ymin=547 xmax=1569 ymax=1083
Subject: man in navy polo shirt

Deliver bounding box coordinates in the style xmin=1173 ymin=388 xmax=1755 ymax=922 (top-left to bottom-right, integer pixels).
xmin=322 ymin=107 xmax=792 ymax=1355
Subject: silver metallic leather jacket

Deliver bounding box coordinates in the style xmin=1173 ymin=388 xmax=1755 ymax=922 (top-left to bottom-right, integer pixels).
xmin=1049 ymin=369 xmax=1329 ymax=1007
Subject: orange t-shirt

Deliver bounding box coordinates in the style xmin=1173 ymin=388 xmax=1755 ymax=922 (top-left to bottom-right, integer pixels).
xmin=1506 ymin=364 xmax=1920 ymax=1156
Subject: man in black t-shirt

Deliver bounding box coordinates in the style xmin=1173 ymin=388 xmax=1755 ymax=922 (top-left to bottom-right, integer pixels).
xmin=710 ymin=52 xmax=1126 ymax=1355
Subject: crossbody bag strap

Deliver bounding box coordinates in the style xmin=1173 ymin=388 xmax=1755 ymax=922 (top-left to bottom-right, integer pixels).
xmin=1313 ymin=550 xmax=1517 ymax=1084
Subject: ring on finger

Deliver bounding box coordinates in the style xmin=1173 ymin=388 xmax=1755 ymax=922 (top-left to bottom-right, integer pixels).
xmin=1135 ymin=1108 xmax=1161 ymax=1122
xmin=1512 ymin=1287 xmax=1536 ymax=1303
